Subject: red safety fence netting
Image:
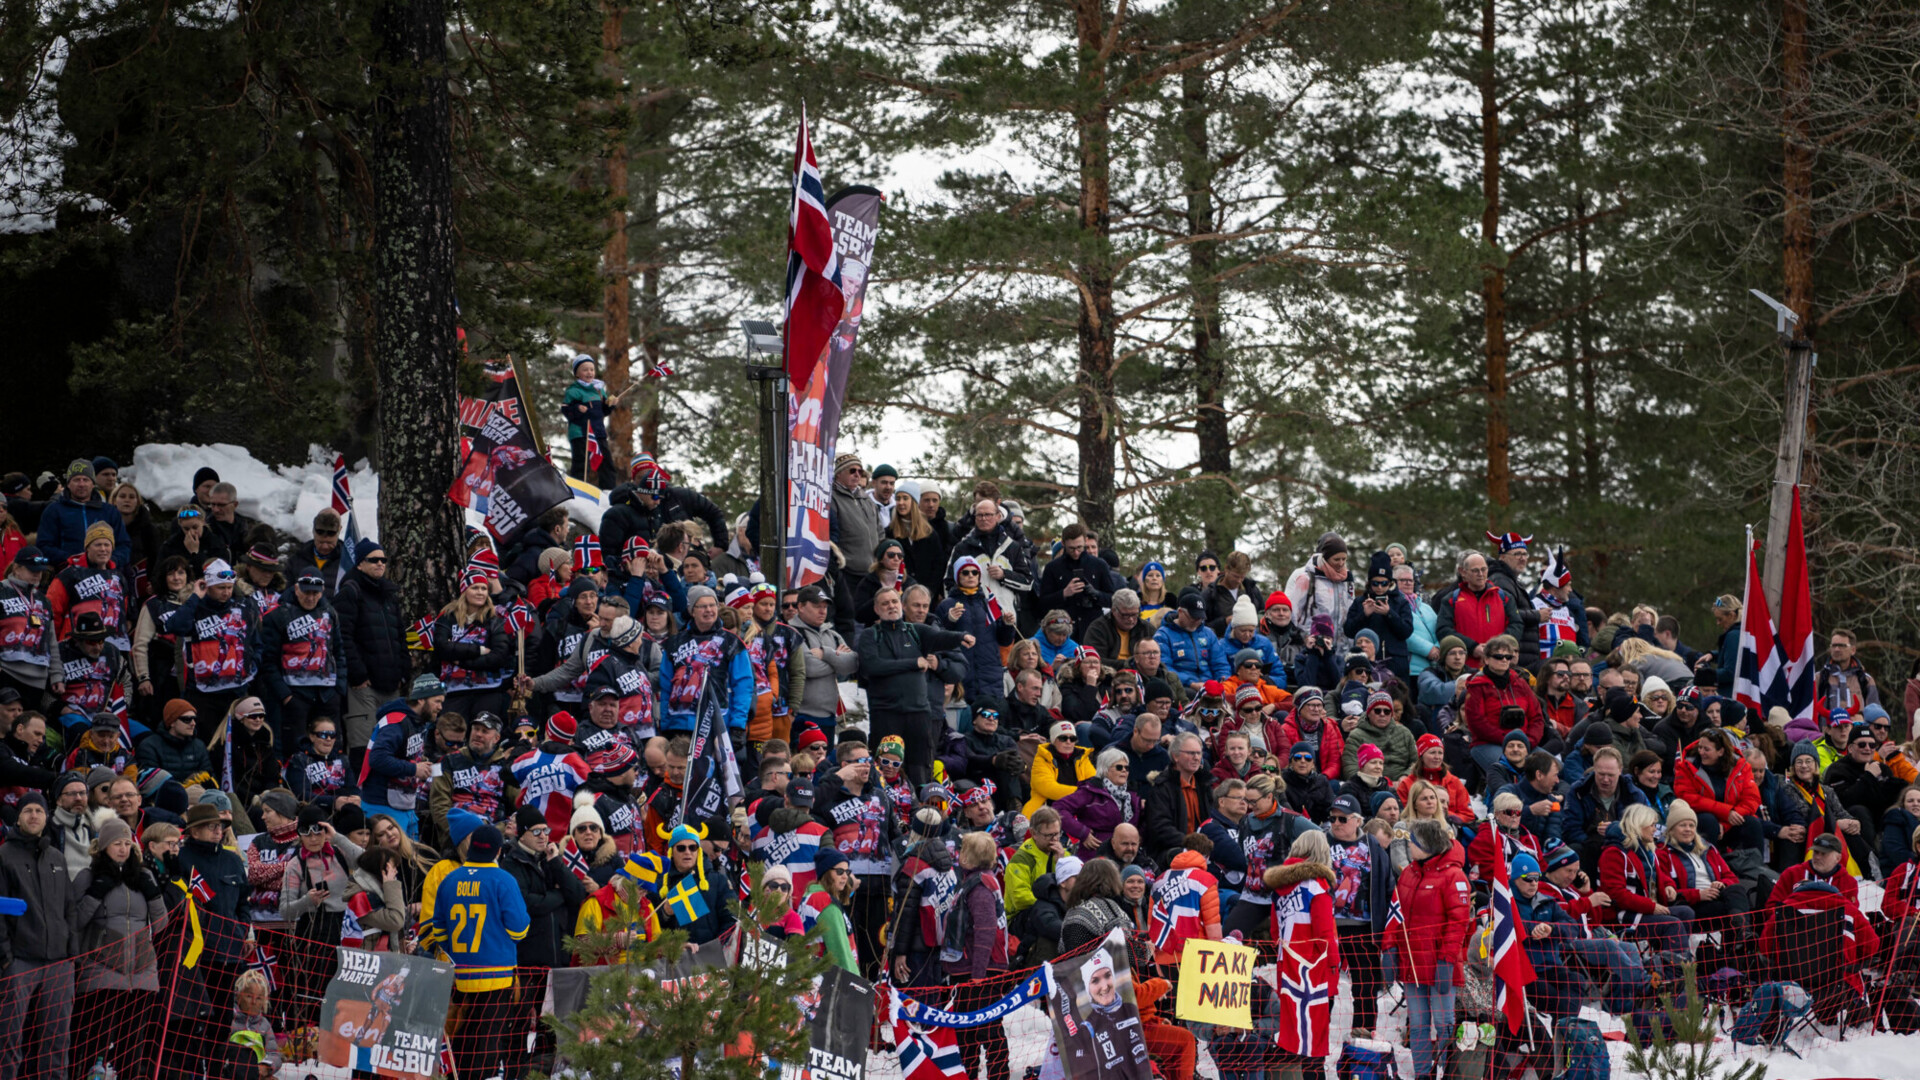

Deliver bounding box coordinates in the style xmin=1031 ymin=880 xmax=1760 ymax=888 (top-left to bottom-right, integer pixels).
xmin=8 ymin=895 xmax=1915 ymax=1080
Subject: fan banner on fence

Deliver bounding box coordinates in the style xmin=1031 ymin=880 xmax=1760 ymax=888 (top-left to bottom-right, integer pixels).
xmin=781 ymin=965 xmax=876 ymax=1080
xmin=1173 ymin=937 xmax=1255 ymax=1029
xmin=786 ymin=186 xmax=883 ymax=589
xmin=450 ymin=370 xmax=572 ymax=543
xmin=317 ymin=948 xmax=456 ymax=1080
xmin=893 ymin=965 xmax=1054 ymax=1028
xmin=1046 ymin=928 xmax=1152 ymax=1080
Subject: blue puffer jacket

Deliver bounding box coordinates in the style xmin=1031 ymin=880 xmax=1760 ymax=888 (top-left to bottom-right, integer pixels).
xmin=1219 ymin=630 xmax=1286 ymax=685
xmin=1155 ymin=619 xmax=1230 ymax=689
xmin=38 ymin=492 xmax=131 ymax=568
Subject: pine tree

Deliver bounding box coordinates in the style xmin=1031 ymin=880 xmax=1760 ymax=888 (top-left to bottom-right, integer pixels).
xmin=551 ymin=865 xmax=833 ymax=1080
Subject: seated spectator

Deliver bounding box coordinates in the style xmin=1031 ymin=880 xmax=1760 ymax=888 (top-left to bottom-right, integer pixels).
xmin=1461 ymin=634 xmax=1544 ymax=783
xmin=1343 ymin=690 xmax=1415 ymax=781
xmin=1671 ymin=727 xmax=1760 ymax=847
xmin=1393 ymin=734 xmax=1473 ymax=827
xmin=1024 ymin=721 xmax=1096 ymax=816
xmin=1757 ymin=846 xmax=1879 ymax=1022
xmin=1496 ymin=749 xmax=1563 ymax=842
xmin=1558 ymin=722 xmax=1614 ymax=790
xmin=1882 ymin=784 xmax=1920 ymax=875
xmin=1054 ymin=748 xmax=1143 ymax=858
xmin=1559 ymin=746 xmax=1644 ymax=875
xmin=1536 ymin=844 xmax=1649 ymax=1013
xmin=1281 ymin=740 xmax=1335 ymax=822
xmin=1468 ymin=791 xmax=1542 ymax=881
xmin=1210 ymin=730 xmax=1260 ymax=783
xmin=1057 ymin=648 xmax=1107 ymax=729
xmin=1221 ymin=600 xmax=1286 ymax=686
xmin=1824 ymin=720 xmax=1904 ymax=839
xmin=1598 ymin=802 xmax=1692 ymax=953
xmin=1882 ymin=823 xmax=1920 ymax=934
xmin=1774 ymin=741 xmax=1865 ymax=874
xmin=1034 ymin=610 xmax=1081 ymax=670
xmin=1276 ymin=687 xmax=1343 ymax=782
xmin=1766 ymin=832 xmax=1859 ymax=908
xmin=1507 ymin=852 xmax=1582 ymax=1018
xmin=1223 ymin=651 xmax=1290 ymax=717
xmin=229 ymin=970 xmax=284 ymax=1076
xmin=1627 ymin=749 xmax=1675 ymax=822
xmin=1657 ymin=800 xmax=1749 ymax=932
xmin=1344 ymin=743 xmax=1393 ymax=809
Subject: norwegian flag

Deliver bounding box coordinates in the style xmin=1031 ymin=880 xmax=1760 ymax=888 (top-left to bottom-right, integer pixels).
xmin=1272 ymin=871 xmax=1336 ymax=1058
xmin=343 ymin=890 xmax=374 ymax=947
xmin=500 ymin=597 xmax=536 ymax=637
xmin=888 ymin=984 xmax=967 ymax=1080
xmin=464 ymin=531 xmax=501 ymax=581
xmin=439 ymin=1037 xmax=457 ymax=1078
xmin=331 ymin=454 xmax=363 ymax=567
xmin=783 ymin=104 xmax=845 ymax=390
xmin=188 ymin=867 xmax=215 ymax=905
xmin=109 ymin=684 xmax=130 ymax=744
xmin=247 ymin=939 xmax=279 ymax=991
xmin=406 ymin=613 xmax=437 ymax=652
xmin=1277 ymin=951 xmax=1333 ymax=1059
xmin=1734 ymin=528 xmax=1785 ymax=717
xmin=1380 ymin=895 xmax=1405 ymax=947
xmin=646 ymin=361 xmax=673 ymax=380
xmin=904 ymin=853 xmax=958 ymax=949
xmin=560 ymin=837 xmax=593 ymax=883
xmin=583 ymin=424 xmax=606 ymax=474
xmin=1487 ymin=850 xmax=1538 ymax=1033
xmin=573 ymin=533 xmax=604 ymax=572
xmin=1148 ymin=867 xmax=1208 ymax=952
xmin=1777 ymin=486 xmax=1817 ymax=723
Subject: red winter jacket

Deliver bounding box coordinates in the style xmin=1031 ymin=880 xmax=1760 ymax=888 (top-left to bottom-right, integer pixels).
xmin=1389 ymin=845 xmax=1470 ymax=986
xmin=1597 ymin=842 xmax=1674 ymax=923
xmin=1670 ymin=745 xmax=1761 ymax=830
xmin=1467 ymin=824 xmax=1542 ymax=883
xmin=1655 ymin=843 xmax=1738 ymax=905
xmin=1275 ymin=714 xmax=1344 ymax=783
xmin=1883 ymin=860 xmax=1920 ymax=922
xmin=1757 ymin=880 xmax=1879 ymax=995
xmin=1462 ymin=670 xmax=1545 ymax=748
xmin=1434 ymin=580 xmax=1518 ymax=664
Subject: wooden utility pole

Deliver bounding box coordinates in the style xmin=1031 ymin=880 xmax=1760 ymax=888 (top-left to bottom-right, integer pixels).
xmin=600 ymin=0 xmax=633 ymax=472
xmin=1752 ymin=291 xmax=1814 ymax=614
xmin=1479 ymin=0 xmax=1511 ymax=524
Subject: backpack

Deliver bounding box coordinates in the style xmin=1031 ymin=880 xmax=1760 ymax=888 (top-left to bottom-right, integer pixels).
xmin=1729 ymin=981 xmax=1811 ymax=1046
xmin=1335 ymin=1039 xmax=1400 ymax=1080
xmin=1550 ymin=1018 xmax=1606 ymax=1080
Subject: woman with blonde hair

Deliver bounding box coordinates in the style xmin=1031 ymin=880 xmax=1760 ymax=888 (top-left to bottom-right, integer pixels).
xmin=1265 ymin=828 xmax=1339 ymax=1067
xmin=1135 ymin=561 xmax=1173 ymax=627
xmin=1598 ymin=801 xmax=1692 ymax=952
xmin=887 ymin=490 xmax=946 ymax=590
xmin=207 ymin=697 xmax=282 ymax=807
xmin=1658 ymin=800 xmax=1749 ymax=929
xmin=1611 ymin=636 xmax=1692 ymax=691
xmin=430 ymin=570 xmax=512 ymax=718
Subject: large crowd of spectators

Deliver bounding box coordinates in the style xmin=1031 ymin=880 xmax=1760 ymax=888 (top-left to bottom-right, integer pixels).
xmin=1 ymin=452 xmax=1917 ymax=1080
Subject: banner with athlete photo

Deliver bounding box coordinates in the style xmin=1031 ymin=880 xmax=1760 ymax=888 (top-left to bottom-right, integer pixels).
xmin=449 ymin=369 xmax=572 ymax=542
xmin=318 ymin=949 xmax=456 ymax=1080
xmin=1045 ymin=929 xmax=1152 ymax=1080
xmin=780 ymin=965 xmax=875 ymax=1080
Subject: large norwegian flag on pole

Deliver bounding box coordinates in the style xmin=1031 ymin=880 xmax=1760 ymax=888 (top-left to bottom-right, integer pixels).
xmin=330 ymin=454 xmax=363 ymax=568
xmin=1487 ymin=851 xmax=1537 ymax=1033
xmin=1734 ymin=527 xmax=1784 ymax=717
xmin=1777 ymin=485 xmax=1818 ymax=723
xmin=783 ymin=104 xmax=845 ymax=390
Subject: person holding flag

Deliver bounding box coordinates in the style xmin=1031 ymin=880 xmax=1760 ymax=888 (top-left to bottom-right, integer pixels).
xmin=1386 ymin=818 xmax=1471 ymax=1080
xmin=562 ymin=354 xmax=622 ymax=488
xmin=164 ymin=801 xmax=251 ymax=1076
xmin=656 ymin=822 xmax=732 ymax=945
xmin=1265 ymin=830 xmax=1340 ymax=1068
xmin=1484 ymin=835 xmax=1540 ymax=1036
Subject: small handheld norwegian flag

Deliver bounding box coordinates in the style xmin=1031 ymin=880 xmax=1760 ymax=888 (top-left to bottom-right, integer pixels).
xmin=646 ymin=361 xmax=674 ymax=379
xmin=500 ymin=598 xmax=536 ymax=637
xmin=188 ymin=868 xmax=215 ymax=905
xmin=247 ymin=939 xmax=279 ymax=991
xmin=407 ymin=614 xmax=438 ymax=652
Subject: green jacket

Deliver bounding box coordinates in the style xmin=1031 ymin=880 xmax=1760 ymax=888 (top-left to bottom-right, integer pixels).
xmin=1342 ymin=719 xmax=1418 ymax=781
xmin=802 ymin=882 xmax=860 ymax=974
xmin=1003 ymin=837 xmax=1055 ymax=917
xmin=562 ymin=381 xmax=605 ymax=440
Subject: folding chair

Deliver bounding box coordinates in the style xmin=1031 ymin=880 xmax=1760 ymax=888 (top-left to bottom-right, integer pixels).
xmin=1771 ymin=906 xmax=1863 ymax=1041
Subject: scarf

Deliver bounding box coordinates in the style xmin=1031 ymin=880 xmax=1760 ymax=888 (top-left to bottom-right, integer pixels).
xmin=1102 ymin=778 xmax=1135 ymax=822
xmin=1316 ymin=554 xmax=1349 ymax=583
xmin=268 ymin=822 xmax=299 ymax=846
xmin=1485 ymin=667 xmax=1512 ymax=689
xmin=957 ymin=582 xmax=978 ymax=596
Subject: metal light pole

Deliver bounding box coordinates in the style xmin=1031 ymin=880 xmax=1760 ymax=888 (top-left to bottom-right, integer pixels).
xmin=741 ymin=319 xmax=787 ymax=589
xmin=1751 ymin=289 xmax=1816 ymax=614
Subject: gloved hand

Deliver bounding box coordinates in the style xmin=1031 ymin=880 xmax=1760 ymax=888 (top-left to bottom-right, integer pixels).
xmin=1434 ymin=960 xmax=1454 ymax=985
xmin=86 ymin=872 xmax=119 ymax=900
xmin=1380 ymin=949 xmax=1398 ymax=985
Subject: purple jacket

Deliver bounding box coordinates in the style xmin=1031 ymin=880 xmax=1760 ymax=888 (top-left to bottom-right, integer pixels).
xmin=1053 ymin=781 xmax=1144 ymax=856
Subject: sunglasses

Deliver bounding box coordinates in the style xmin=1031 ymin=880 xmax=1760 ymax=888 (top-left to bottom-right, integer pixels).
xmin=312 ymin=731 xmax=337 ymax=740
xmin=1291 ymin=752 xmax=1314 ymax=761
xmin=878 ymin=758 xmax=903 ymax=769
xmin=1369 ymin=707 xmax=1392 ymax=715
xmin=363 ymin=556 xmax=388 ymax=564
xmin=175 ymin=714 xmax=199 ymax=724
xmin=1330 ymin=813 xmax=1353 ymax=824
xmin=958 ymin=568 xmax=980 ymax=576
xmin=1499 ymin=807 xmax=1521 ymax=815
xmin=847 ymin=756 xmax=872 ymax=765
xmin=1054 ymin=736 xmax=1076 ymax=744
xmin=209 ymin=570 xmax=236 ymax=582
xmin=1515 ymin=873 xmax=1542 ymax=883
xmin=242 ymin=712 xmax=266 ymax=720
xmin=1196 ymin=564 xmax=1219 ymax=572
xmin=765 ymin=881 xmax=791 ymax=892
xmin=1872 ymin=722 xmax=1891 ymax=730
xmin=1488 ymin=653 xmax=1515 ymax=661
xmin=1852 ymin=739 xmax=1877 ymax=749
xmin=1110 ymin=762 xmax=1130 ymax=771
xmin=313 ymin=528 xmax=339 ymax=538
xmin=1238 ymin=705 xmax=1263 ymax=715
xmin=177 ymin=508 xmax=203 ymax=520
xmin=672 ymin=843 xmax=700 ymax=853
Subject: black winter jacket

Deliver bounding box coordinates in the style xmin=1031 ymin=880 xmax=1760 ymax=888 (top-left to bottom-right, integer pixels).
xmin=500 ymin=841 xmax=588 ymax=968
xmin=172 ymin=836 xmax=250 ymax=963
xmin=0 ymin=829 xmax=76 ymax=963
xmin=333 ymin=567 xmax=408 ymax=690
xmin=857 ymin=618 xmax=967 ymax=715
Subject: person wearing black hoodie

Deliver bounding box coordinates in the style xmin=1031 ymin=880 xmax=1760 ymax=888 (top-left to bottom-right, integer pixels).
xmin=333 ymin=542 xmax=407 ymax=761
xmin=1485 ymin=537 xmax=1542 ymax=670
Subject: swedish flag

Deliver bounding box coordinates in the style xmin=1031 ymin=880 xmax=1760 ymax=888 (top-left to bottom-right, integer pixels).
xmin=661 ymin=874 xmax=710 ymax=926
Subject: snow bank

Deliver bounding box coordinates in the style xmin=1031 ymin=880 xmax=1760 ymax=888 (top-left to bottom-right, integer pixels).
xmin=129 ymin=442 xmax=603 ymax=544
xmin=130 ymin=443 xmax=380 ymax=542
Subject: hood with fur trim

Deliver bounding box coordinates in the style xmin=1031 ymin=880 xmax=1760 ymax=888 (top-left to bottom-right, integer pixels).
xmin=1262 ymin=858 xmax=1334 ymax=892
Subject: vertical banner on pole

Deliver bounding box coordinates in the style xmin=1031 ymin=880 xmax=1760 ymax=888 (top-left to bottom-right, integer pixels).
xmin=786 ymin=186 xmax=883 ymax=589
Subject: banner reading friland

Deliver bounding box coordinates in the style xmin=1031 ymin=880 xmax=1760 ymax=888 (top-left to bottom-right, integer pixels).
xmin=787 ymin=186 xmax=883 ymax=589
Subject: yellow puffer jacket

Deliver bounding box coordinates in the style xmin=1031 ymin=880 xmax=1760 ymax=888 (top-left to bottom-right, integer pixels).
xmin=1023 ymin=742 xmax=1097 ymax=816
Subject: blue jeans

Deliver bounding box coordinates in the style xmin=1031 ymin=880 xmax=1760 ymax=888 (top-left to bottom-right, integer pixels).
xmin=1468 ymin=744 xmax=1508 ymax=789
xmin=1405 ymin=979 xmax=1455 ymax=1079
xmin=1563 ymin=936 xmax=1647 ymax=1013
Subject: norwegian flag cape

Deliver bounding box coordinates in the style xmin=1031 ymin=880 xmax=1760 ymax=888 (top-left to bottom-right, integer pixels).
xmin=1269 ymin=859 xmax=1339 ymax=1059
xmin=510 ymin=747 xmax=592 ymax=834
xmin=1148 ymin=864 xmax=1213 ymax=955
xmin=887 ymin=982 xmax=968 ymax=1080
xmin=752 ymin=820 xmax=828 ymax=894
xmin=901 ymin=849 xmax=958 ymax=950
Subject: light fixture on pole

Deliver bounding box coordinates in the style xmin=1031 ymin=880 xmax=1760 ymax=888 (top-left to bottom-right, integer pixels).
xmin=741 ymin=319 xmax=787 ymax=590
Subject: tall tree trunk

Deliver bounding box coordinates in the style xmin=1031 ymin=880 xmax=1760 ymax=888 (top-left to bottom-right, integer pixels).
xmin=634 ymin=96 xmax=670 ymax=458
xmin=1479 ymin=0 xmax=1511 ymax=524
xmin=1184 ymin=67 xmax=1230 ymax=553
xmin=373 ymin=0 xmax=463 ymax=619
xmin=1074 ymin=0 xmax=1116 ymax=535
xmin=1780 ymin=0 xmax=1816 ymax=498
xmin=601 ymin=0 xmax=633 ymax=469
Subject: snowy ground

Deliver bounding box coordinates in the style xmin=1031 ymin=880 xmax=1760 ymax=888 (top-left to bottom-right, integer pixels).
xmin=128 ymin=442 xmax=605 ymax=544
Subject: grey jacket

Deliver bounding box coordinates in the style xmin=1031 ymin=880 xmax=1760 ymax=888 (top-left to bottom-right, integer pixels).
xmin=831 ymin=484 xmax=884 ymax=571
xmin=794 ymin=616 xmax=858 ymax=718
xmin=278 ymin=835 xmax=368 ymax=920
xmin=74 ymin=857 xmax=169 ymax=991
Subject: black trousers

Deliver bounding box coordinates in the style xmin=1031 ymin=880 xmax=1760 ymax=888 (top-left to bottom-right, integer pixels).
xmin=452 ymin=986 xmax=519 ymax=1080
xmin=950 ymin=969 xmax=1016 ymax=1080
xmin=871 ymin=708 xmax=937 ymax=789
xmin=161 ymin=959 xmax=243 ymax=1080
xmin=184 ymin=688 xmax=242 ymax=743
xmin=277 ymin=689 xmax=344 ymax=754
xmin=850 ymin=875 xmax=890 ymax=981
xmin=1341 ymin=925 xmax=1384 ymax=1033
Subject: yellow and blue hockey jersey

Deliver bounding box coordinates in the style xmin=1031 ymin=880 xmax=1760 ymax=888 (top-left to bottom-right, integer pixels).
xmin=428 ymin=861 xmax=530 ymax=991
